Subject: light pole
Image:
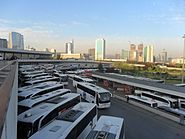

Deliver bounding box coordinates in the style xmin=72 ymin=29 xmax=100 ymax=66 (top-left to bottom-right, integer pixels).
xmin=182 ymin=34 xmax=185 ymax=83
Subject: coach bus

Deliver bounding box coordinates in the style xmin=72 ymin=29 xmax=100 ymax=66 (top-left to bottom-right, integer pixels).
xmin=77 ymin=82 xmax=112 ymax=108
xmin=127 ymin=95 xmax=158 ymax=108
xmin=72 ymin=75 xmax=96 ymax=88
xmin=86 ymin=115 xmax=125 ymax=139
xmin=18 ymin=89 xmax=71 ymax=114
xmin=135 ymin=90 xmax=178 ymax=108
xmin=18 ymin=82 xmax=64 ymax=101
xmin=18 ymin=93 xmax=81 ymax=139
xmin=29 ymin=102 xmax=97 ymax=139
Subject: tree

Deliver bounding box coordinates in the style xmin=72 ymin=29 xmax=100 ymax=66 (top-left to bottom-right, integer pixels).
xmin=98 ymin=63 xmax=104 ymax=72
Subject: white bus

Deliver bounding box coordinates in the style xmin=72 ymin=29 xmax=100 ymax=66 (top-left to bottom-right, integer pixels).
xmin=72 ymin=75 xmax=96 ymax=88
xmin=18 ymin=81 xmax=57 ymax=93
xmin=18 ymin=82 xmax=64 ymax=101
xmin=127 ymin=95 xmax=158 ymax=108
xmin=18 ymin=93 xmax=81 ymax=139
xmin=54 ymin=73 xmax=69 ymax=85
xmin=29 ymin=102 xmax=97 ymax=139
xmin=21 ymin=69 xmax=45 ymax=76
xmin=135 ymin=90 xmax=178 ymax=108
xmin=24 ymin=77 xmax=59 ymax=85
xmin=86 ymin=115 xmax=125 ymax=139
xmin=18 ymin=89 xmax=71 ymax=114
xmin=24 ymin=73 xmax=49 ymax=79
xmin=77 ymin=82 xmax=112 ymax=108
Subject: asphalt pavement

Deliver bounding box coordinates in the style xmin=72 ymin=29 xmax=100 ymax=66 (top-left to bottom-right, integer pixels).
xmin=67 ymin=79 xmax=185 ymax=139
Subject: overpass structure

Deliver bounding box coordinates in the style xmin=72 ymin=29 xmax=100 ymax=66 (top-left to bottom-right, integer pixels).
xmin=92 ymin=72 xmax=185 ymax=99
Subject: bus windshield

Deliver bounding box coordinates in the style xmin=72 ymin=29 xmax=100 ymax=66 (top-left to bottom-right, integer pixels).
xmin=99 ymin=92 xmax=111 ymax=102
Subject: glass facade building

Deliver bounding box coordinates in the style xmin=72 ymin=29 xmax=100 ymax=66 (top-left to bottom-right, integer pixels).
xmin=95 ymin=38 xmax=105 ymax=61
xmin=8 ymin=32 xmax=24 ymax=50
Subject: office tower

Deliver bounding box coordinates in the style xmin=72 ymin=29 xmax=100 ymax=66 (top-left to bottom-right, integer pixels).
xmin=121 ymin=49 xmax=129 ymax=60
xmin=95 ymin=38 xmax=105 ymax=61
xmin=0 ymin=38 xmax=8 ymax=48
xmin=129 ymin=44 xmax=137 ymax=61
xmin=8 ymin=32 xmax=24 ymax=50
xmin=159 ymin=49 xmax=167 ymax=63
xmin=143 ymin=45 xmax=154 ymax=63
xmin=138 ymin=44 xmax=144 ymax=62
xmin=65 ymin=40 xmax=74 ymax=54
xmin=88 ymin=48 xmax=95 ymax=60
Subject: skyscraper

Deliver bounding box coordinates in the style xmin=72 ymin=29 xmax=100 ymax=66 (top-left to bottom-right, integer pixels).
xmin=138 ymin=44 xmax=144 ymax=62
xmin=65 ymin=40 xmax=74 ymax=54
xmin=121 ymin=49 xmax=129 ymax=60
xmin=0 ymin=38 xmax=8 ymax=48
xmin=159 ymin=49 xmax=167 ymax=63
xmin=88 ymin=48 xmax=95 ymax=60
xmin=95 ymin=38 xmax=105 ymax=61
xmin=8 ymin=32 xmax=24 ymax=50
xmin=129 ymin=44 xmax=137 ymax=62
xmin=143 ymin=45 xmax=154 ymax=63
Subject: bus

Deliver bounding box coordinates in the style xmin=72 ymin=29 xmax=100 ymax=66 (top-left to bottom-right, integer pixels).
xmin=18 ymin=82 xmax=64 ymax=101
xmin=174 ymin=84 xmax=185 ymax=87
xmin=18 ymin=93 xmax=81 ymax=139
xmin=21 ymin=69 xmax=45 ymax=76
xmin=127 ymin=95 xmax=158 ymax=108
xmin=24 ymin=77 xmax=59 ymax=86
xmin=29 ymin=102 xmax=97 ymax=139
xmin=77 ymin=82 xmax=112 ymax=108
xmin=72 ymin=75 xmax=96 ymax=88
xmin=18 ymin=81 xmax=58 ymax=93
xmin=54 ymin=73 xmax=69 ymax=85
xmin=135 ymin=90 xmax=178 ymax=108
xmin=18 ymin=89 xmax=71 ymax=114
xmin=25 ymin=75 xmax=53 ymax=81
xmin=85 ymin=115 xmax=125 ymax=139
xmin=24 ymin=73 xmax=49 ymax=79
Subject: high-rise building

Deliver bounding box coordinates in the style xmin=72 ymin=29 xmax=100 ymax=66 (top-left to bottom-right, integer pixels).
xmin=95 ymin=38 xmax=105 ymax=61
xmin=88 ymin=48 xmax=95 ymax=60
xmin=121 ymin=49 xmax=129 ymax=60
xmin=143 ymin=45 xmax=154 ymax=63
xmin=129 ymin=44 xmax=137 ymax=62
xmin=0 ymin=38 xmax=8 ymax=48
xmin=159 ymin=49 xmax=167 ymax=63
xmin=137 ymin=44 xmax=144 ymax=62
xmin=65 ymin=40 xmax=74 ymax=54
xmin=8 ymin=32 xmax=24 ymax=50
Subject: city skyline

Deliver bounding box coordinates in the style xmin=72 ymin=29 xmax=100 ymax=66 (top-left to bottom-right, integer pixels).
xmin=0 ymin=0 xmax=185 ymax=57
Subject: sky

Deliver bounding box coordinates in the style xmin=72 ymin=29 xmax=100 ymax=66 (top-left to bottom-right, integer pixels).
xmin=0 ymin=0 xmax=185 ymax=57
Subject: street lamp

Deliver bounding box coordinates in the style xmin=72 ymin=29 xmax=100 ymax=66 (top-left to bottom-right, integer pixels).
xmin=182 ymin=34 xmax=185 ymax=83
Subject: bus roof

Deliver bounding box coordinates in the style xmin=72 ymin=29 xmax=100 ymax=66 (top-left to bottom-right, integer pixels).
xmin=18 ymin=81 xmax=58 ymax=92
xmin=77 ymin=82 xmax=110 ymax=94
xmin=18 ymin=83 xmax=63 ymax=98
xmin=86 ymin=115 xmax=123 ymax=139
xmin=29 ymin=102 xmax=96 ymax=139
xmin=18 ymin=93 xmax=80 ymax=123
xmin=135 ymin=90 xmax=177 ymax=102
xmin=94 ymin=116 xmax=123 ymax=135
xmin=18 ymin=89 xmax=70 ymax=108
xmin=25 ymin=77 xmax=59 ymax=85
